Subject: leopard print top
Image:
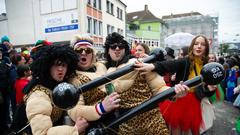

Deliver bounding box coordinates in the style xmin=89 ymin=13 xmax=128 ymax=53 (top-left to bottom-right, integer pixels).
xmin=75 ymin=73 xmax=107 ymax=105
xmin=117 ymin=74 xmax=169 ymax=135
xmin=120 ymin=75 xmax=153 ymax=109
xmin=25 ymin=85 xmax=63 ymax=123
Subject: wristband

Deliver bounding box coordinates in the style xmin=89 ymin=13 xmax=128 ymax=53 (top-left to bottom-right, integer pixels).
xmin=95 ymin=103 xmax=102 ymax=115
xmin=99 ymin=102 xmax=106 ymax=113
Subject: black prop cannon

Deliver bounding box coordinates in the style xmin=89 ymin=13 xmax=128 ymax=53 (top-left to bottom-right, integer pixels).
xmin=52 ymin=48 xmax=166 ymax=109
xmin=87 ymin=62 xmax=225 ymax=135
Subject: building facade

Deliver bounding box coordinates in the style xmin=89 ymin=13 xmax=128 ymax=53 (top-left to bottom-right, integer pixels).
xmin=162 ymin=12 xmax=219 ymax=51
xmin=126 ymin=5 xmax=168 ymax=49
xmin=0 ymin=0 xmax=126 ymax=52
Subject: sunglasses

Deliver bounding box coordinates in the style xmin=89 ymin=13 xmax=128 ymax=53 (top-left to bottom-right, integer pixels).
xmin=109 ymin=44 xmax=125 ymax=50
xmin=75 ymin=48 xmax=93 ymax=54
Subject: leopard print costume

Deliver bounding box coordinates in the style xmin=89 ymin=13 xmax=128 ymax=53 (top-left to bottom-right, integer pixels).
xmin=118 ymin=75 xmax=169 ymax=135
xmin=75 ymin=73 xmax=107 ymax=105
xmin=74 ymin=73 xmax=116 ymax=135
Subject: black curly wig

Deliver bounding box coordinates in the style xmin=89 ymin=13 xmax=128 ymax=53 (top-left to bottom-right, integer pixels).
xmin=104 ymin=32 xmax=130 ymax=68
xmin=30 ymin=44 xmax=79 ymax=90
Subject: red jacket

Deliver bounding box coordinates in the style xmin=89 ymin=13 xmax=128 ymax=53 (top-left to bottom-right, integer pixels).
xmin=15 ymin=78 xmax=30 ymax=105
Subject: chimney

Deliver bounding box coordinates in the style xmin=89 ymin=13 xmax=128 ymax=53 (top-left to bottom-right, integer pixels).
xmin=144 ymin=5 xmax=148 ymax=11
xmin=1 ymin=13 xmax=7 ymax=16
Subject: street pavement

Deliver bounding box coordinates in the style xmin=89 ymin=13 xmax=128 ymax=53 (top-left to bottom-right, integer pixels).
xmin=204 ymin=101 xmax=240 ymax=135
xmin=4 ymin=101 xmax=240 ymax=135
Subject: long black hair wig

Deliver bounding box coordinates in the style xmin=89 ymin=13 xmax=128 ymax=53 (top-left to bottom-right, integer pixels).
xmin=30 ymin=44 xmax=79 ymax=90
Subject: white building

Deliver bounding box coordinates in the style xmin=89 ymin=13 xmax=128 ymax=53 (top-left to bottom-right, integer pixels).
xmin=0 ymin=0 xmax=126 ymax=51
xmin=162 ymin=12 xmax=219 ymax=52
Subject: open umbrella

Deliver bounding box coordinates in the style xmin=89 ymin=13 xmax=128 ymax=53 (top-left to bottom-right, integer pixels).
xmin=165 ymin=32 xmax=195 ymax=48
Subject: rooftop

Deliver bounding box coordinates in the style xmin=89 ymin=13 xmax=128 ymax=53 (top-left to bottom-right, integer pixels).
xmin=162 ymin=12 xmax=202 ymax=19
xmin=127 ymin=5 xmax=164 ymax=23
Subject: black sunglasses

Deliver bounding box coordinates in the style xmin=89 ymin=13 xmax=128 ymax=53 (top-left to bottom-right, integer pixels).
xmin=109 ymin=43 xmax=125 ymax=50
xmin=75 ymin=48 xmax=93 ymax=54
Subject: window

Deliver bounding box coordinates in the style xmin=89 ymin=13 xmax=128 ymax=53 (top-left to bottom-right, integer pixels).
xmin=93 ymin=19 xmax=97 ymax=35
xmin=148 ymin=26 xmax=151 ymax=31
xmin=87 ymin=17 xmax=92 ymax=34
xmin=64 ymin=0 xmax=77 ymax=10
xmin=117 ymin=8 xmax=123 ymax=20
xmin=106 ymin=1 xmax=114 ymax=15
xmin=98 ymin=0 xmax=102 ymax=10
xmin=106 ymin=1 xmax=110 ymax=13
xmin=120 ymin=9 xmax=122 ymax=20
xmin=107 ymin=24 xmax=111 ymax=35
xmin=40 ymin=0 xmax=77 ymax=14
xmin=93 ymin=0 xmax=97 ymax=8
xmin=117 ymin=7 xmax=120 ymax=18
xmin=111 ymin=26 xmax=114 ymax=33
xmin=87 ymin=18 xmax=102 ymax=35
xmin=110 ymin=3 xmax=114 ymax=15
xmin=40 ymin=0 xmax=51 ymax=14
xmin=88 ymin=0 xmax=91 ymax=5
xmin=52 ymin=0 xmax=64 ymax=12
xmin=98 ymin=21 xmax=102 ymax=35
xmin=107 ymin=24 xmax=114 ymax=34
xmin=117 ymin=28 xmax=123 ymax=35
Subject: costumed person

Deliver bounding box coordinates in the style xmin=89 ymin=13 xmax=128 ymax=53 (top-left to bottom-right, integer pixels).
xmin=130 ymin=40 xmax=138 ymax=56
xmin=11 ymin=53 xmax=26 ymax=66
xmin=134 ymin=43 xmax=150 ymax=58
xmin=10 ymin=64 xmax=31 ymax=134
xmin=233 ymin=64 xmax=240 ymax=107
xmin=226 ymin=67 xmax=237 ymax=102
xmin=21 ymin=47 xmax=31 ymax=64
xmin=178 ymin=46 xmax=189 ymax=59
xmin=226 ymin=55 xmax=240 ymax=102
xmin=24 ymin=44 xmax=88 ymax=135
xmin=1 ymin=36 xmax=16 ymax=128
xmin=165 ymin=47 xmax=175 ymax=61
xmin=0 ymin=47 xmax=12 ymax=134
xmin=208 ymin=53 xmax=225 ymax=103
xmin=233 ymin=84 xmax=240 ymax=107
xmin=15 ymin=64 xmax=31 ymax=106
xmin=104 ymin=32 xmax=189 ymax=135
xmin=223 ymin=55 xmax=239 ymax=101
xmin=135 ymin=35 xmax=217 ymax=135
xmin=0 ymin=35 xmax=12 ymax=57
xmin=164 ymin=47 xmax=176 ymax=87
xmin=29 ymin=39 xmax=53 ymax=64
xmin=68 ymin=34 xmax=120 ymax=133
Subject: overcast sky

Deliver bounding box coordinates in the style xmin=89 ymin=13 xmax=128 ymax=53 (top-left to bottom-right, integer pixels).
xmin=0 ymin=0 xmax=5 ymax=13
xmin=0 ymin=0 xmax=240 ymax=42
xmin=121 ymin=0 xmax=240 ymax=42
